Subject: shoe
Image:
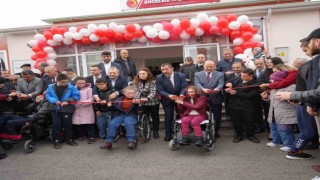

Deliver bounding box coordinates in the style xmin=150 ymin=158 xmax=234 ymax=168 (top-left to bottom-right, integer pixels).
xmin=67 ymin=140 xmax=78 ymax=146
xmin=266 ymin=142 xmax=283 ymax=147
xmin=306 ymin=143 xmax=319 ymax=150
xmin=233 ymin=135 xmax=243 ymax=143
xmin=99 ymin=137 xmax=105 ymax=142
xmin=153 ymin=131 xmax=159 ymax=139
xmin=128 ymin=142 xmax=137 ymax=150
xmin=87 ymin=138 xmax=95 ymax=144
xmin=247 ymin=136 xmax=260 ymax=143
xmin=280 ymin=146 xmax=291 ymax=152
xmin=179 ymin=137 xmax=190 ymax=146
xmin=286 ymin=151 xmax=312 ymax=160
xmin=195 ymin=137 xmax=203 ymax=147
xmin=53 ymin=140 xmax=61 ymax=149
xmin=0 ymin=153 xmax=7 ymax=160
xmin=255 ymin=128 xmax=265 ymax=134
xmin=164 ymin=136 xmax=172 ymax=142
xmin=215 ymin=133 xmax=220 ymax=138
xmin=100 ymin=142 xmax=112 ymax=150
xmin=312 ymin=165 xmax=320 ymax=172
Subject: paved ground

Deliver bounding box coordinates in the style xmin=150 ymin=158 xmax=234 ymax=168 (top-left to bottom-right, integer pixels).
xmin=0 ymin=129 xmax=319 ymax=180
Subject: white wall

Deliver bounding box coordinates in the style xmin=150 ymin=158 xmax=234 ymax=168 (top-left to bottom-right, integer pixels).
xmin=269 ymin=10 xmax=320 ymax=64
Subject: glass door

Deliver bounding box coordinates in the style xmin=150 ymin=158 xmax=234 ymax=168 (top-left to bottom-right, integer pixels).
xmin=183 ymin=43 xmax=220 ymax=65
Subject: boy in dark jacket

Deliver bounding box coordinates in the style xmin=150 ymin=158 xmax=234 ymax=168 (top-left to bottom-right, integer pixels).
xmin=225 ymin=68 xmax=260 ymax=144
xmin=46 ymin=74 xmax=80 ymax=149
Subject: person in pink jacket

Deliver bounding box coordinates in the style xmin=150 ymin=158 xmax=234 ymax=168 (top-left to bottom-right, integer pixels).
xmin=72 ymin=77 xmax=95 ymax=144
xmin=175 ymin=86 xmax=208 ymax=147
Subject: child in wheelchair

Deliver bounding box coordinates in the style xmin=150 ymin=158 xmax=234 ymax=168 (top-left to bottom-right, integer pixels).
xmin=101 ymin=86 xmax=139 ymax=150
xmin=175 ymin=86 xmax=208 ymax=147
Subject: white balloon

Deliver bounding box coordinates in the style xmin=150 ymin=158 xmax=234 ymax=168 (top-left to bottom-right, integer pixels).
xmin=47 ymin=53 xmax=57 ymax=60
xmin=63 ymin=32 xmax=73 ymax=39
xmin=190 ymin=18 xmax=200 ymax=27
xmin=109 ymin=22 xmax=118 ymax=30
xmin=98 ymin=24 xmax=108 ymax=30
xmin=180 ymin=31 xmax=190 ymax=39
xmin=87 ymin=24 xmax=98 ymax=32
xmin=89 ymin=34 xmax=99 ymax=42
xmin=247 ymin=21 xmax=253 ymax=27
xmin=252 ymin=34 xmax=262 ymax=42
xmin=117 ymin=24 xmax=127 ymax=33
xmin=69 ymin=26 xmax=77 ymax=33
xmin=134 ymin=24 xmax=141 ymax=30
xmin=237 ymin=15 xmax=249 ymax=24
xmin=153 ymin=23 xmax=163 ymax=31
xmin=72 ymin=33 xmax=83 ymax=40
xmin=79 ymin=28 xmax=90 ymax=36
xmin=146 ymin=29 xmax=158 ymax=38
xmin=53 ymin=34 xmax=64 ymax=42
xmin=43 ymin=46 xmax=54 ymax=53
xmin=208 ymin=16 xmax=218 ymax=25
xmin=143 ymin=25 xmax=152 ymax=33
xmin=138 ymin=36 xmax=147 ymax=43
xmin=244 ymin=48 xmax=253 ymax=57
xmin=63 ymin=39 xmax=73 ymax=45
xmin=47 ymin=40 xmax=57 ymax=46
xmin=34 ymin=34 xmax=45 ymax=41
xmin=233 ymin=38 xmax=244 ymax=46
xmin=47 ymin=59 xmax=57 ymax=66
xmin=235 ymin=54 xmax=247 ymax=61
xmin=195 ymin=28 xmax=204 ymax=36
xmin=171 ymin=19 xmax=180 ymax=27
xmin=197 ymin=13 xmax=209 ymax=22
xmin=28 ymin=40 xmax=38 ymax=47
xmin=228 ymin=21 xmax=241 ymax=30
xmin=158 ymin=31 xmax=170 ymax=40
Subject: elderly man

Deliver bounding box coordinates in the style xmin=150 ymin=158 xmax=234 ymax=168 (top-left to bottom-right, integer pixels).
xmin=85 ymin=65 xmax=102 ymax=88
xmin=216 ymin=48 xmax=243 ymax=75
xmin=98 ymin=51 xmax=122 ymax=79
xmin=189 ymin=54 xmax=206 ymax=85
xmin=114 ymin=49 xmax=137 ymax=82
xmin=195 ymin=60 xmax=224 ymax=138
xmin=156 ymin=63 xmax=187 ymax=141
xmin=15 ymin=70 xmax=43 ymax=100
xmin=292 ymin=57 xmax=307 ymax=69
xmin=43 ymin=66 xmax=59 ymax=92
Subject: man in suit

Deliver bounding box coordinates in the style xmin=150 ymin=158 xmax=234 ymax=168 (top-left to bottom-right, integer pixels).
xmin=114 ymin=49 xmax=137 ymax=82
xmin=43 ymin=66 xmax=59 ymax=92
xmin=189 ymin=54 xmax=206 ymax=85
xmin=156 ymin=63 xmax=187 ymax=141
xmin=195 ymin=60 xmax=224 ymax=138
xmin=216 ymin=48 xmax=243 ymax=75
xmin=38 ymin=62 xmax=49 ymax=79
xmin=85 ymin=65 xmax=102 ymax=88
xmin=16 ymin=64 xmax=40 ymax=78
xmin=99 ymin=51 xmax=122 ymax=79
xmin=62 ymin=68 xmax=79 ymax=85
xmin=254 ymin=58 xmax=266 ymax=84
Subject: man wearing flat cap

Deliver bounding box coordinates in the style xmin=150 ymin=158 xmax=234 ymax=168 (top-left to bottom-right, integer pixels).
xmin=15 ymin=63 xmax=40 ymax=78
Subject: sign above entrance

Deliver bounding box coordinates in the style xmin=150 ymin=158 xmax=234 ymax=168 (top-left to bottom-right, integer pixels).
xmin=120 ymin=0 xmax=220 ymax=11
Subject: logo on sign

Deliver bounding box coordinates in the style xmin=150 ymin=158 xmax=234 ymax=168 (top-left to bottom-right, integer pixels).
xmin=127 ymin=0 xmax=138 ymax=8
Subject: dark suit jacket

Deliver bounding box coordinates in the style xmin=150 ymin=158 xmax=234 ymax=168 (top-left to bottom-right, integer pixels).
xmin=43 ymin=77 xmax=55 ymax=92
xmin=85 ymin=75 xmax=95 ymax=88
xmin=254 ymin=69 xmax=265 ymax=84
xmin=70 ymin=76 xmax=81 ymax=86
xmin=99 ymin=62 xmax=122 ymax=78
xmin=156 ymin=72 xmax=187 ymax=106
xmin=113 ymin=57 xmax=137 ymax=79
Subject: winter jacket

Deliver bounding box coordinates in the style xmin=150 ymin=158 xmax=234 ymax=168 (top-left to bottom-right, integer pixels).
xmin=112 ymin=96 xmax=139 ymax=119
xmin=93 ymin=86 xmax=115 ymax=112
xmin=269 ymin=70 xmax=298 ymax=89
xmin=177 ymin=95 xmax=208 ymax=119
xmin=72 ymin=85 xmax=95 ymax=125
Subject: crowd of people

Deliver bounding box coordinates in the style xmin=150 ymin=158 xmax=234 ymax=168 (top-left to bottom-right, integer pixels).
xmin=0 ymin=28 xmax=320 ymax=173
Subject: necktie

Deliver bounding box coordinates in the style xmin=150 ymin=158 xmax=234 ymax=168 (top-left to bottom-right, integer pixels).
xmin=207 ymin=73 xmax=211 ymax=83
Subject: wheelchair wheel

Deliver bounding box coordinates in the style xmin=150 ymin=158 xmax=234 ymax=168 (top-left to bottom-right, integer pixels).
xmin=140 ymin=114 xmax=151 ymax=142
xmin=24 ymin=140 xmax=35 ymax=153
xmin=168 ymin=139 xmax=178 ymax=150
xmin=2 ymin=142 xmax=14 ymax=150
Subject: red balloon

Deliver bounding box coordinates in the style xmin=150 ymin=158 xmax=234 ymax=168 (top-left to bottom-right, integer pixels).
xmin=114 ymin=32 xmax=124 ymax=40
xmin=151 ymin=37 xmax=162 ymax=43
xmin=209 ymin=26 xmax=220 ymax=34
xmin=36 ymin=58 xmax=45 ymax=64
xmin=81 ymin=37 xmax=91 ymax=45
xmin=104 ymin=29 xmax=115 ymax=37
xmin=240 ymin=24 xmax=251 ymax=32
xmin=50 ymin=27 xmax=59 ymax=34
xmin=134 ymin=30 xmax=144 ymax=38
xmin=37 ymin=40 xmax=48 ymax=48
xmin=34 ymin=62 xmax=39 ymax=69
xmin=162 ymin=21 xmax=173 ymax=32
xmin=220 ymin=28 xmax=230 ymax=36
xmin=169 ymin=33 xmax=179 ymax=41
xmin=186 ymin=27 xmax=196 ymax=35
xmin=72 ymin=39 xmax=82 ymax=44
xmin=217 ymin=19 xmax=229 ymax=28
xmin=233 ymin=46 xmax=243 ymax=54
xmin=230 ymin=30 xmax=241 ymax=39
xmin=199 ymin=21 xmax=211 ymax=31
xmin=99 ymin=37 xmax=110 ymax=43
xmin=32 ymin=46 xmax=41 ymax=52
xmin=241 ymin=32 xmax=253 ymax=41
xmin=58 ymin=27 xmax=67 ymax=35
xmin=226 ymin=14 xmax=238 ymax=22
xmin=43 ymin=31 xmax=53 ymax=39
xmin=94 ymin=29 xmax=104 ymax=37
xmin=254 ymin=42 xmax=264 ymax=48
xmin=172 ymin=26 xmax=183 ymax=35
xmin=251 ymin=27 xmax=259 ymax=34
xmin=124 ymin=33 xmax=134 ymax=41
xmin=125 ymin=24 xmax=136 ymax=33
xmin=180 ymin=19 xmax=191 ymax=30
xmin=242 ymin=41 xmax=254 ymax=49
xmin=31 ymin=54 xmax=38 ymax=61
xmin=36 ymin=51 xmax=47 ymax=58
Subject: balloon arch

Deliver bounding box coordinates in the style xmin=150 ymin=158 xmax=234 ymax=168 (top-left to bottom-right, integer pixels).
xmin=27 ymin=13 xmax=263 ymax=68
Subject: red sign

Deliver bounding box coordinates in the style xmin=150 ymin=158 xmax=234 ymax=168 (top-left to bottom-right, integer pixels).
xmin=122 ymin=0 xmax=219 ymax=10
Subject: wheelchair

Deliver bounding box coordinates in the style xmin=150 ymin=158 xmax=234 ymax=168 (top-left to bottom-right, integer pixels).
xmin=168 ymin=107 xmax=216 ymax=151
